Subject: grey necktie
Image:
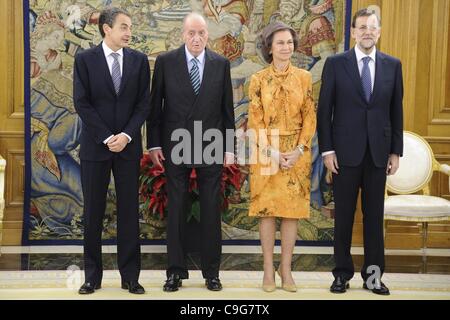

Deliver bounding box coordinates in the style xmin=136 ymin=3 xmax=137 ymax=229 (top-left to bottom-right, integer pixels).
xmin=111 ymin=52 xmax=121 ymax=95
xmin=189 ymin=58 xmax=200 ymax=95
xmin=361 ymin=56 xmax=372 ymax=103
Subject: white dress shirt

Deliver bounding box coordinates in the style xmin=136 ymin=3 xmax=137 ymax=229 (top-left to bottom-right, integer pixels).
xmin=355 ymin=45 xmax=376 ymax=92
xmin=102 ymin=41 xmax=124 ymax=76
xmin=322 ymin=46 xmax=377 ymax=157
xmin=185 ymin=45 xmax=205 ymax=84
xmin=101 ymin=41 xmax=131 ymax=144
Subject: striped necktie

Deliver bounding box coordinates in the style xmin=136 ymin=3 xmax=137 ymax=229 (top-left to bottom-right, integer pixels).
xmin=361 ymin=56 xmax=372 ymax=103
xmin=189 ymin=57 xmax=200 ymax=95
xmin=111 ymin=52 xmax=121 ymax=95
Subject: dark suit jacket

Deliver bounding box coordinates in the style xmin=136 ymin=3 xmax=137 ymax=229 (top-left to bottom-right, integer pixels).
xmin=317 ymin=48 xmax=403 ymax=168
xmin=73 ymin=43 xmax=151 ymax=161
xmin=146 ymin=45 xmax=235 ymax=167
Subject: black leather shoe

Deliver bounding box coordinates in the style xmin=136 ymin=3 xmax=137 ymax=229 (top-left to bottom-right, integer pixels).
xmin=205 ymin=277 xmax=222 ymax=291
xmin=363 ymin=280 xmax=390 ymax=295
xmin=330 ymin=276 xmax=350 ymax=293
xmin=163 ymin=274 xmax=183 ymax=292
xmin=122 ymin=281 xmax=145 ymax=294
xmin=78 ymin=282 xmax=101 ymax=294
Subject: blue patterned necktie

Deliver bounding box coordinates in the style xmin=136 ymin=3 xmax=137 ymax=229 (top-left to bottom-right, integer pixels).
xmin=111 ymin=52 xmax=121 ymax=95
xmin=361 ymin=56 xmax=372 ymax=103
xmin=189 ymin=57 xmax=200 ymax=95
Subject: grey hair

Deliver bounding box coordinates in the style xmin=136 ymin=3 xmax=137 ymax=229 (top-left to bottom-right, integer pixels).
xmin=182 ymin=12 xmax=207 ymax=32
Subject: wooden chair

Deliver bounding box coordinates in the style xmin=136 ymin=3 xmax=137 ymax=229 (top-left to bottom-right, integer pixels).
xmin=384 ymin=131 xmax=450 ymax=272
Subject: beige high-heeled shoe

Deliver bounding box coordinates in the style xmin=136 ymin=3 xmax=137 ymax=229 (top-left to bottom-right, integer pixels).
xmin=277 ymin=267 xmax=297 ymax=292
xmin=262 ymin=268 xmax=276 ymax=292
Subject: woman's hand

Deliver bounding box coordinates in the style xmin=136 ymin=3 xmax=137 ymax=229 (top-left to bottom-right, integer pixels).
xmin=267 ymin=148 xmax=288 ymax=169
xmin=281 ymin=148 xmax=303 ymax=169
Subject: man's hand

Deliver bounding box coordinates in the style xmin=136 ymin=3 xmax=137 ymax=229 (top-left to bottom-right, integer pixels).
xmin=386 ymin=154 xmax=400 ymax=175
xmin=149 ymin=149 xmax=165 ymax=169
xmin=107 ymin=134 xmax=129 ymax=153
xmin=324 ymin=153 xmax=339 ymax=174
xmin=224 ymin=153 xmax=235 ymax=167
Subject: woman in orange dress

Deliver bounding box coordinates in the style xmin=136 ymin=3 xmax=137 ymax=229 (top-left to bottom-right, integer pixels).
xmin=247 ymin=21 xmax=316 ymax=292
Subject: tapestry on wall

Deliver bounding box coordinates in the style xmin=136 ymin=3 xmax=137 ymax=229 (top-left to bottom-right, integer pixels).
xmin=24 ymin=0 xmax=351 ymax=244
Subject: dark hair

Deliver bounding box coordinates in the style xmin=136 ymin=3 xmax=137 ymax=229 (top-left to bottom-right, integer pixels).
xmin=98 ymin=7 xmax=131 ymax=38
xmin=260 ymin=26 xmax=298 ymax=64
xmin=352 ymin=8 xmax=381 ymax=28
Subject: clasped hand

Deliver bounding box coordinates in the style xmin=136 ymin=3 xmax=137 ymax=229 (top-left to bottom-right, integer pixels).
xmin=271 ymin=148 xmax=302 ymax=170
xmin=107 ymin=134 xmax=129 ymax=153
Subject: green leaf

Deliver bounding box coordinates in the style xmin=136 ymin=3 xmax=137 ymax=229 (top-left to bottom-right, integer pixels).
xmin=188 ymin=201 xmax=201 ymax=222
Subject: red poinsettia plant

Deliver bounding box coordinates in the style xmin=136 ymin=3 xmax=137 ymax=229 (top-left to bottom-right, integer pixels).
xmin=139 ymin=152 xmax=241 ymax=222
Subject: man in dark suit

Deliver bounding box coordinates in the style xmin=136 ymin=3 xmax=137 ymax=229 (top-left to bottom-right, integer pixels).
xmin=73 ymin=7 xmax=150 ymax=294
xmin=317 ymin=9 xmax=403 ymax=295
xmin=147 ymin=12 xmax=235 ymax=292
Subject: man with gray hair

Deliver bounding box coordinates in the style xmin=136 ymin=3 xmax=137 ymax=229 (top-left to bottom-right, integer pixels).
xmin=147 ymin=12 xmax=235 ymax=292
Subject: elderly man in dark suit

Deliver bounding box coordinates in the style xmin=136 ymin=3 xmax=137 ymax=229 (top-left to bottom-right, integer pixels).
xmin=73 ymin=7 xmax=150 ymax=295
xmin=318 ymin=9 xmax=403 ymax=295
xmin=147 ymin=12 xmax=235 ymax=292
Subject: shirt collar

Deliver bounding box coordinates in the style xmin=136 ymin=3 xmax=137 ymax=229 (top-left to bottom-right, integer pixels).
xmin=355 ymin=45 xmax=376 ymax=63
xmin=102 ymin=41 xmax=124 ymax=58
xmin=185 ymin=45 xmax=205 ymax=66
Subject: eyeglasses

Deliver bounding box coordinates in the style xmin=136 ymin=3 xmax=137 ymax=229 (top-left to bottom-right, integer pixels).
xmin=355 ymin=25 xmax=379 ymax=32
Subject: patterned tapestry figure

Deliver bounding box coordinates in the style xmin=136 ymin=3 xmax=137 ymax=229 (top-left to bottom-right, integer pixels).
xmin=30 ymin=11 xmax=84 ymax=238
xmin=27 ymin=0 xmax=349 ymax=242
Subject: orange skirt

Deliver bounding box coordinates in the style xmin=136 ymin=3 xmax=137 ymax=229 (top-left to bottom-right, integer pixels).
xmin=248 ymin=133 xmax=311 ymax=219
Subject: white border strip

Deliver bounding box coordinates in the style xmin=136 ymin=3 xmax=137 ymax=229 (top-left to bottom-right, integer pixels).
xmin=1 ymin=245 xmax=449 ymax=256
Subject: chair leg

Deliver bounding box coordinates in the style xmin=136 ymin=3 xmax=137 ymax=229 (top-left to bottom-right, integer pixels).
xmin=422 ymin=222 xmax=428 ymax=273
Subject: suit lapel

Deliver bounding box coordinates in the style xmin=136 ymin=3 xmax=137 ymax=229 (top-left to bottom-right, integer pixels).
xmin=196 ymin=48 xmax=214 ymax=98
xmin=119 ymin=48 xmax=132 ymax=95
xmin=95 ymin=43 xmax=116 ymax=95
xmin=343 ymin=49 xmax=367 ymax=103
xmin=369 ymin=51 xmax=384 ymax=105
xmin=176 ymin=45 xmax=197 ymax=99
xmin=188 ymin=48 xmax=215 ymax=119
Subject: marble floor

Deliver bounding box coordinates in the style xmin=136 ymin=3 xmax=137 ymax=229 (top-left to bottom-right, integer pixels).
xmin=0 ymin=246 xmax=450 ymax=274
xmin=0 ymin=246 xmax=449 ymax=300
xmin=1 ymin=245 xmax=449 ymax=274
